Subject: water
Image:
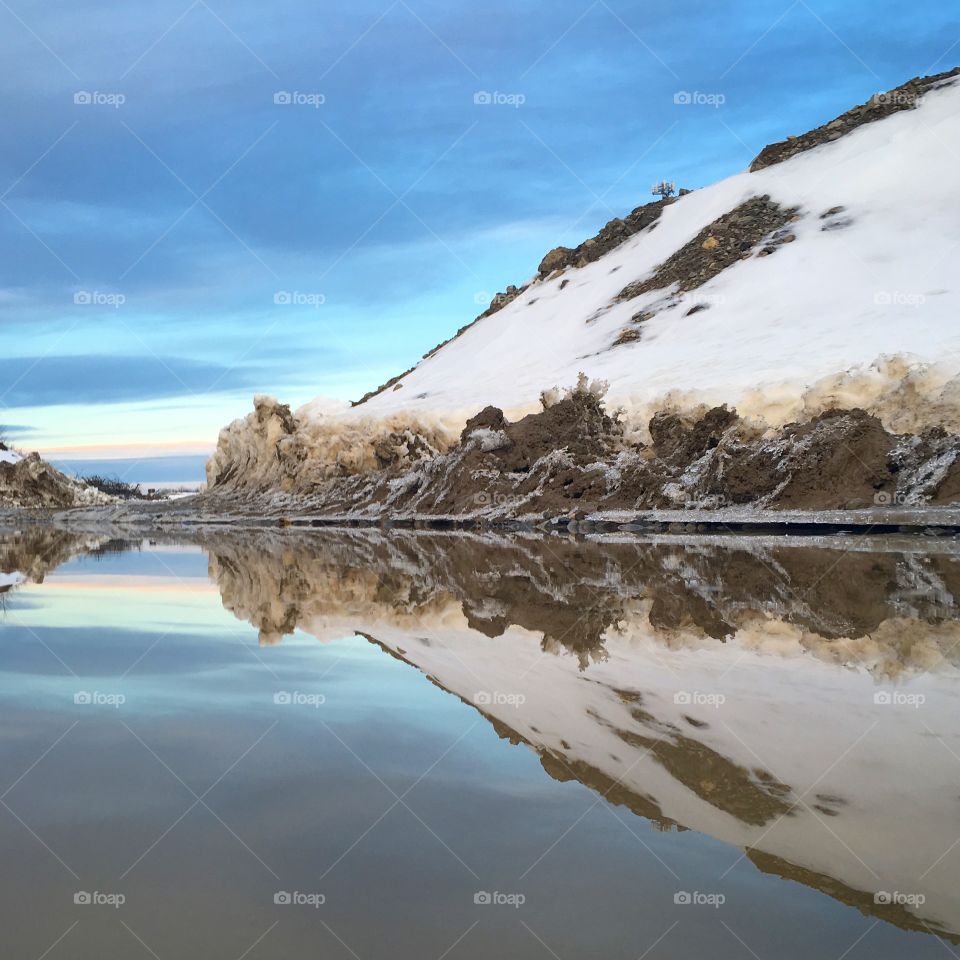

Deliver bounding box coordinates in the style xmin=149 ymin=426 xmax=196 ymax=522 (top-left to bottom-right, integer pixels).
xmin=1 ymin=526 xmax=959 ymax=958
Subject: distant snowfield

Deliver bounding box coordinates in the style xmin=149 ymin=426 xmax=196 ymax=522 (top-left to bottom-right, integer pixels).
xmin=347 ymin=79 xmax=960 ymax=434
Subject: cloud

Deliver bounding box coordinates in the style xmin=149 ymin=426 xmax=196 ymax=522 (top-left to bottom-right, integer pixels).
xmin=0 ymin=355 xmax=263 ymax=407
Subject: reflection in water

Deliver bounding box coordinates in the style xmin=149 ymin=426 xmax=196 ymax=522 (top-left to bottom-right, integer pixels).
xmin=3 ymin=526 xmax=960 ymax=955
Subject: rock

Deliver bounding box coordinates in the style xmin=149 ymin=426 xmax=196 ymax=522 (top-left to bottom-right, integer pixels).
xmin=460 ymin=405 xmax=508 ymax=442
xmin=539 ymin=246 xmax=575 ymax=276
xmin=613 ymin=328 xmax=642 ymax=346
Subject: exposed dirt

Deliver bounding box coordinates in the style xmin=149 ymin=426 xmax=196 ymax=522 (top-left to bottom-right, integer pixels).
xmin=205 ymin=385 xmax=960 ymax=519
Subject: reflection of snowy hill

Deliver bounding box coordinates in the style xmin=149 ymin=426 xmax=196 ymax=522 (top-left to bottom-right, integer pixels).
xmin=203 ymin=530 xmax=960 ymax=939
xmin=0 ymin=571 xmax=25 ymax=592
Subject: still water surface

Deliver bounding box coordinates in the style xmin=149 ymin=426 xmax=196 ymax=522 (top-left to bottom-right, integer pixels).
xmin=1 ymin=527 xmax=959 ymax=958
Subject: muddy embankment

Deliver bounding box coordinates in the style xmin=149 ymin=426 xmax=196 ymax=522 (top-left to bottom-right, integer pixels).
xmin=200 ymin=381 xmax=960 ymax=522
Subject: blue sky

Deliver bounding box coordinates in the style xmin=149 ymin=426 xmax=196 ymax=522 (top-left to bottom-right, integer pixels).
xmin=1 ymin=0 xmax=957 ymax=482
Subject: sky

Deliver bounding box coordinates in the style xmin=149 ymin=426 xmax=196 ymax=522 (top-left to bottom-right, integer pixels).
xmin=1 ymin=0 xmax=958 ymax=484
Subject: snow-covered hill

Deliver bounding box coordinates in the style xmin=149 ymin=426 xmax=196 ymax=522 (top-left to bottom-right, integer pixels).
xmin=208 ymin=69 xmax=960 ymax=512
xmin=357 ymin=70 xmax=960 ymax=430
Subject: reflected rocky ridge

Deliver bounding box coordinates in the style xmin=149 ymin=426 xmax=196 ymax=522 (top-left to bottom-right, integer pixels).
xmin=6 ymin=527 xmax=960 ymax=942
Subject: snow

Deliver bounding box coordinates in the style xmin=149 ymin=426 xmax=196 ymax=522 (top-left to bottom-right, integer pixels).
xmin=349 ymin=78 xmax=960 ymax=436
xmin=0 ymin=571 xmax=25 ymax=590
xmin=212 ymin=79 xmax=960 ymax=487
xmin=0 ymin=449 xmax=21 ymax=465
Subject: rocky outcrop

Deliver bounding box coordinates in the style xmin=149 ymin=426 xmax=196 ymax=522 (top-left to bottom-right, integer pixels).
xmin=617 ymin=195 xmax=799 ymax=301
xmin=750 ymin=68 xmax=960 ymax=171
xmin=0 ymin=450 xmax=110 ymax=509
xmin=537 ymin=197 xmax=673 ymax=277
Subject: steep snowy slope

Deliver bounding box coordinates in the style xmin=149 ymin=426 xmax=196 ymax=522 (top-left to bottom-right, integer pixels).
xmin=208 ymin=70 xmax=960 ymax=511
xmin=356 ymin=71 xmax=960 ymax=429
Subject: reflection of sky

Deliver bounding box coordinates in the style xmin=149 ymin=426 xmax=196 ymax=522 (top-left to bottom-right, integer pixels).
xmin=0 ymin=539 xmax=946 ymax=957
xmin=2 ymin=0 xmax=957 ymax=478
